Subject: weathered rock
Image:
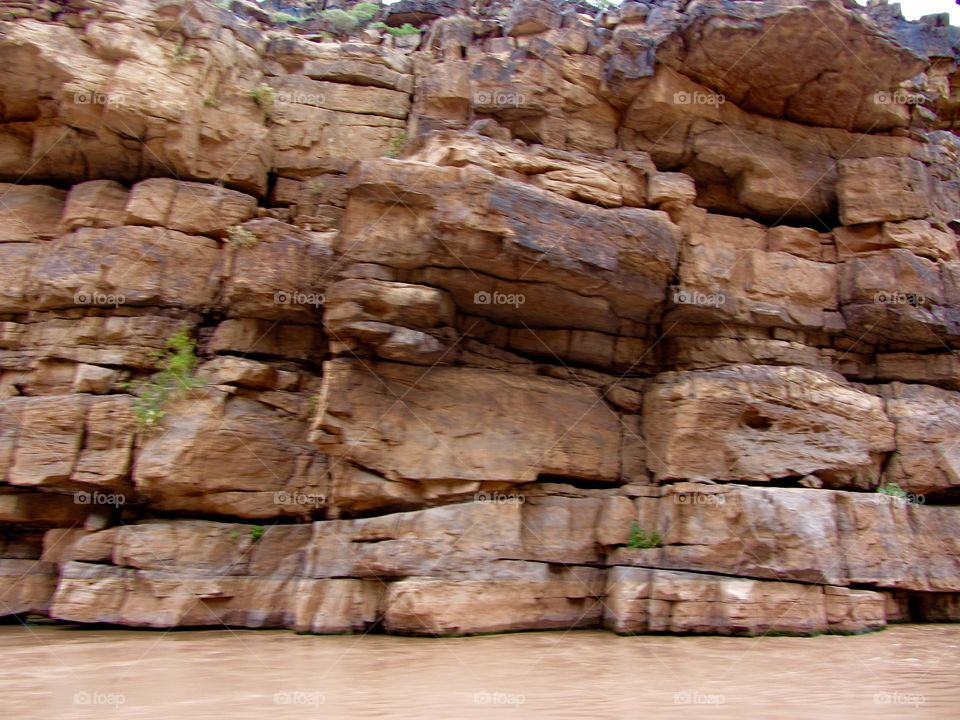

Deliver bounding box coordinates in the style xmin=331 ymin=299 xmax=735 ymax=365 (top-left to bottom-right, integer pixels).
xmin=655 ymin=0 xmax=927 ymax=131
xmin=312 ymin=359 xmax=622 ymax=485
xmin=209 ymin=318 xmax=326 ymax=360
xmin=221 ymin=219 xmax=335 ymax=322
xmin=0 ymin=184 xmax=66 ymax=241
xmin=674 ymin=214 xmax=838 ymax=330
xmin=505 ymin=0 xmax=562 ymax=37
xmin=2 ymin=394 xmax=135 ymax=491
xmin=61 ymin=180 xmax=130 ymax=231
xmin=619 ymin=67 xmax=918 ymax=221
xmin=324 ymin=278 xmax=455 ymax=363
xmin=604 ymin=568 xmax=886 ymax=636
xmin=0 ymin=559 xmax=58 ymax=617
xmin=839 ymin=249 xmax=959 ymax=347
xmin=270 ymin=75 xmax=411 ymax=120
xmin=643 ymin=365 xmax=895 ymax=487
xmin=20 ymin=315 xmax=192 ymax=369
xmin=606 ymin=485 xmax=960 ymax=592
xmin=338 ymin=158 xmax=681 ymax=346
xmin=134 ymin=388 xmax=327 ymax=519
xmin=1 ymin=0 xmax=960 ymax=640
xmin=837 ymin=158 xmax=932 ymax=225
xmin=30 ymin=226 xmax=221 ymax=311
xmin=408 ymin=131 xmax=650 ymax=207
xmin=384 ymin=562 xmax=604 ymax=635
xmin=880 ymin=383 xmax=960 ymax=494
xmin=124 ymin=178 xmax=258 ymax=236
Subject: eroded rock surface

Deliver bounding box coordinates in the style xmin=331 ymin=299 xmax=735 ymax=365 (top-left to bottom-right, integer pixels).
xmin=1 ymin=0 xmax=959 ymax=637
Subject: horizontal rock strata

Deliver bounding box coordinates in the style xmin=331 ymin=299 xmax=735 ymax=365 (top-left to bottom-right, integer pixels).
xmin=1 ymin=0 xmax=959 ymax=636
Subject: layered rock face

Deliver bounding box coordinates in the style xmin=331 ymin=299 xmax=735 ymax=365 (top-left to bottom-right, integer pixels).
xmin=2 ymin=0 xmax=960 ymax=637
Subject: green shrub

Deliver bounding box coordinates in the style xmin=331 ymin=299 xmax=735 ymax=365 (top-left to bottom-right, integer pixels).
xmin=388 ymin=22 xmax=420 ymax=37
xmin=321 ymin=8 xmax=359 ymax=35
xmin=387 ymin=23 xmax=420 ymax=37
xmin=128 ymin=328 xmax=203 ymax=429
xmin=249 ymin=83 xmax=275 ymax=113
xmin=877 ymin=482 xmax=908 ymax=499
xmin=385 ymin=131 xmax=408 ymax=158
xmin=349 ymin=2 xmax=379 ymax=22
xmin=370 ymin=21 xmax=420 ymax=37
xmin=271 ymin=10 xmax=300 ymax=24
xmin=251 ymin=525 xmax=265 ymax=542
xmin=227 ymin=225 xmax=258 ymax=247
xmin=627 ymin=521 xmax=662 ymax=549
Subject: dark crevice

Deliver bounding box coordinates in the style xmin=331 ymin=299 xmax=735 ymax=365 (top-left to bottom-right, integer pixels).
xmin=534 ymin=474 xmax=623 ymax=490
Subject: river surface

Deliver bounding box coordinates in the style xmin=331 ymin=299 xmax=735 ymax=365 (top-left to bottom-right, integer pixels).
xmin=0 ymin=624 xmax=957 ymax=719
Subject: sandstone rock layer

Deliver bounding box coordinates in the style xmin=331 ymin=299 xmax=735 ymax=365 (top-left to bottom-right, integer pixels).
xmin=1 ymin=0 xmax=959 ymax=637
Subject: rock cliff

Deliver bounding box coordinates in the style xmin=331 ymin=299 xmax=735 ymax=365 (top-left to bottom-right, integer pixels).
xmin=1 ymin=0 xmax=959 ymax=636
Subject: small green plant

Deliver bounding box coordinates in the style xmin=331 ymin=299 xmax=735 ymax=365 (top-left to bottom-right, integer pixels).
xmin=173 ymin=43 xmax=196 ymax=63
xmin=250 ymin=525 xmax=265 ymax=542
xmin=877 ymin=482 xmax=908 ymax=499
xmin=385 ymin=131 xmax=408 ymax=158
xmin=627 ymin=521 xmax=662 ymax=549
xmin=370 ymin=21 xmax=420 ymax=37
xmin=227 ymin=225 xmax=258 ymax=247
xmin=229 ymin=530 xmax=240 ymax=541
xmin=272 ymin=10 xmax=301 ymax=24
xmin=249 ymin=83 xmax=275 ymax=113
xmin=128 ymin=328 xmax=203 ymax=429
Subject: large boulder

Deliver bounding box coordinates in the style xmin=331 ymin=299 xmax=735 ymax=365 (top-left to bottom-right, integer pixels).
xmin=643 ymin=365 xmax=895 ymax=487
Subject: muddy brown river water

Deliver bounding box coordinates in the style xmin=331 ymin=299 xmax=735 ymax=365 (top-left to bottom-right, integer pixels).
xmin=1 ymin=624 xmax=957 ymax=718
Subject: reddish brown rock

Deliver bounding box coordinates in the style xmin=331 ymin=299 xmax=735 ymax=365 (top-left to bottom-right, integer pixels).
xmin=837 ymin=158 xmax=932 ymax=225
xmin=604 ymin=568 xmax=886 ymax=636
xmin=1 ymin=0 xmax=960 ymax=640
xmin=643 ymin=365 xmax=895 ymax=487
xmin=312 ymin=359 xmax=622 ymax=486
